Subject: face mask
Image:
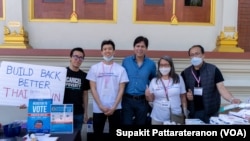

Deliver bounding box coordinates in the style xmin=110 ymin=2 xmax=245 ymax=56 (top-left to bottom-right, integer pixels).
xmin=191 ymin=57 xmax=203 ymax=66
xmin=159 ymin=67 xmax=171 ymax=75
xmin=103 ymin=56 xmax=114 ymax=62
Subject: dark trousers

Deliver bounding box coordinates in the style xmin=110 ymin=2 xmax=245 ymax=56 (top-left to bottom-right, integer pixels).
xmin=192 ymin=110 xmax=219 ymax=123
xmin=93 ymin=109 xmax=121 ymax=139
xmin=121 ymin=95 xmax=149 ymax=125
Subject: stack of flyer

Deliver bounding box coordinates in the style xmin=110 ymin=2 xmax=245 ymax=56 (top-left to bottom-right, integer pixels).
xmin=209 ymin=116 xmax=227 ymax=125
xmin=185 ymin=118 xmax=206 ymax=125
xmin=228 ymin=109 xmax=250 ymax=121
xmin=23 ymin=134 xmax=59 ymax=141
xmin=218 ymin=114 xmax=250 ymax=125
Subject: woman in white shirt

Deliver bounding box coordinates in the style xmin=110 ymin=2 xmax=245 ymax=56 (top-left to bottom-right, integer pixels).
xmin=145 ymin=56 xmax=188 ymax=125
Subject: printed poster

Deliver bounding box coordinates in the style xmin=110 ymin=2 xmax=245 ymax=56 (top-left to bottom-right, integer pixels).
xmin=27 ymin=98 xmax=53 ymax=134
xmin=50 ymin=104 xmax=73 ymax=134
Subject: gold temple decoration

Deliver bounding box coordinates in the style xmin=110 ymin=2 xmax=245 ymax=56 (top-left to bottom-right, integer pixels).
xmin=0 ymin=26 xmax=32 ymax=49
xmin=70 ymin=11 xmax=78 ymax=22
xmin=171 ymin=0 xmax=178 ymax=25
xmin=70 ymin=0 xmax=78 ymax=22
xmin=214 ymin=27 xmax=244 ymax=52
xmin=171 ymin=15 xmax=178 ymax=25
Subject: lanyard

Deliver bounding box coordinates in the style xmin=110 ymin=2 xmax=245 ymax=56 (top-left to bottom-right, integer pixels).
xmin=160 ymin=78 xmax=172 ymax=116
xmin=191 ymin=69 xmax=200 ymax=87
xmin=160 ymin=78 xmax=170 ymax=101
xmin=102 ymin=62 xmax=113 ymax=88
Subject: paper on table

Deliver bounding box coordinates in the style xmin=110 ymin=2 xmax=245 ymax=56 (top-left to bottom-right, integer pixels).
xmin=23 ymin=134 xmax=59 ymax=141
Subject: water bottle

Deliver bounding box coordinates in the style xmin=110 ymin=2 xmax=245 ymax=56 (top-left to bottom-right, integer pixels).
xmin=87 ymin=117 xmax=93 ymax=133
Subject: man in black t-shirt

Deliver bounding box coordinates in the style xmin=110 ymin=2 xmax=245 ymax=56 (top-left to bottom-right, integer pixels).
xmin=181 ymin=45 xmax=241 ymax=123
xmin=63 ymin=47 xmax=90 ymax=130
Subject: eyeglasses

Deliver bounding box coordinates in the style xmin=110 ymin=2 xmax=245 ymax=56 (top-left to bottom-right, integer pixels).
xmin=189 ymin=52 xmax=202 ymax=57
xmin=72 ymin=55 xmax=84 ymax=61
xmin=159 ymin=64 xmax=170 ymax=67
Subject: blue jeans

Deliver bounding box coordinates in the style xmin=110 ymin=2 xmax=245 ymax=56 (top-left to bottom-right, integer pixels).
xmin=74 ymin=114 xmax=83 ymax=130
xmin=121 ymin=96 xmax=149 ymax=125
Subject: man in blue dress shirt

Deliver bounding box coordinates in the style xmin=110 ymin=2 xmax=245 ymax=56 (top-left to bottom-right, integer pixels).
xmin=121 ymin=36 xmax=156 ymax=125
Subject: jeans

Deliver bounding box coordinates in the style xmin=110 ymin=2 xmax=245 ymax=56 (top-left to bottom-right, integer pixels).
xmin=74 ymin=114 xmax=83 ymax=130
xmin=121 ymin=96 xmax=149 ymax=125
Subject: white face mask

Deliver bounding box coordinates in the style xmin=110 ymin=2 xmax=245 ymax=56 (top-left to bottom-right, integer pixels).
xmin=159 ymin=67 xmax=171 ymax=75
xmin=191 ymin=57 xmax=203 ymax=66
xmin=103 ymin=56 xmax=114 ymax=62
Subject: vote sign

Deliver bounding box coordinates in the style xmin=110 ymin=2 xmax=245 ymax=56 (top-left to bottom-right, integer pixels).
xmin=27 ymin=98 xmax=53 ymax=134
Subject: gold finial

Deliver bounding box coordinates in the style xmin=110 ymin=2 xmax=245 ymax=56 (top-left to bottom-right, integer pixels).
xmin=219 ymin=31 xmax=225 ymax=39
xmin=19 ymin=26 xmax=25 ymax=35
xmin=171 ymin=15 xmax=178 ymax=25
xmin=70 ymin=11 xmax=78 ymax=22
xmin=1 ymin=26 xmax=32 ymax=48
xmin=215 ymin=30 xmax=243 ymax=52
xmin=4 ymin=26 xmax=10 ymax=35
xmin=11 ymin=30 xmax=18 ymax=35
xmin=233 ymin=32 xmax=238 ymax=40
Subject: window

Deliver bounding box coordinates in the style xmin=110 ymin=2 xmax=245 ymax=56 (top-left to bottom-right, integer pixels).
xmin=76 ymin=0 xmax=113 ymax=20
xmin=177 ymin=0 xmax=210 ymax=23
xmin=135 ymin=0 xmax=214 ymax=24
xmin=145 ymin=0 xmax=164 ymax=5
xmin=185 ymin=0 xmax=203 ymax=7
xmin=30 ymin=0 xmax=115 ymax=21
xmin=32 ymin=0 xmax=72 ymax=19
xmin=136 ymin=0 xmax=172 ymax=22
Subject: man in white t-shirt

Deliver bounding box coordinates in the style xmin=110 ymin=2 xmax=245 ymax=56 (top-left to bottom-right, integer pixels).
xmin=86 ymin=39 xmax=129 ymax=139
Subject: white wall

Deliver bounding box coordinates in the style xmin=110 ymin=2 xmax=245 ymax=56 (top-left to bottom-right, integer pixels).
xmin=0 ymin=0 xmax=225 ymax=51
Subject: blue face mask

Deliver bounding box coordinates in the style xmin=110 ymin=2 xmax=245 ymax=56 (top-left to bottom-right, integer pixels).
xmin=103 ymin=56 xmax=114 ymax=62
xmin=191 ymin=57 xmax=202 ymax=66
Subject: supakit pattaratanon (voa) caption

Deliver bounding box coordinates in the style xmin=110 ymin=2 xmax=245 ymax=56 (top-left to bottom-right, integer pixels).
xmin=115 ymin=128 xmax=247 ymax=139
